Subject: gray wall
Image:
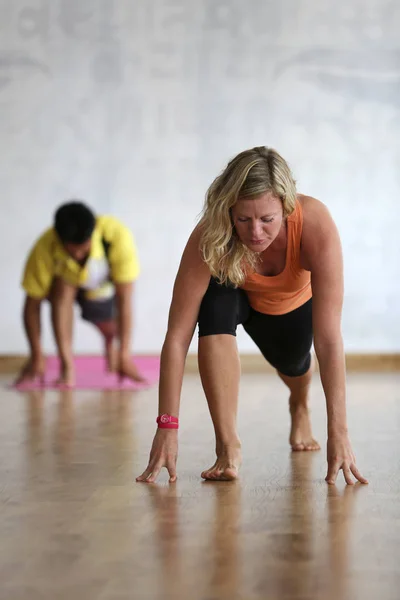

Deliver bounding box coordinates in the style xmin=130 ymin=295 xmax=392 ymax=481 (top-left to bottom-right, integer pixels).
xmin=1 ymin=0 xmax=399 ymax=353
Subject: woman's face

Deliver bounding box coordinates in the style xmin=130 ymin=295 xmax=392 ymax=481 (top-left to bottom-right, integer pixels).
xmin=231 ymin=192 xmax=284 ymax=253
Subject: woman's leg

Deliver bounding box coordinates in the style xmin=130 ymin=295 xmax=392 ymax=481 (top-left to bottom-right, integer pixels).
xmin=197 ymin=279 xmax=250 ymax=481
xmin=198 ymin=334 xmax=242 ymax=480
xmin=244 ymin=299 xmax=319 ymax=451
xmin=277 ymin=362 xmax=320 ymax=451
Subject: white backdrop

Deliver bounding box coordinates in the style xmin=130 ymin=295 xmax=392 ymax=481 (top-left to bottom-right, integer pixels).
xmin=1 ymin=0 xmax=399 ymax=354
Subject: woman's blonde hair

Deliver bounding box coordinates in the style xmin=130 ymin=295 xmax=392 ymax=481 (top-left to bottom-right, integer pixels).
xmin=199 ymin=146 xmax=297 ymax=287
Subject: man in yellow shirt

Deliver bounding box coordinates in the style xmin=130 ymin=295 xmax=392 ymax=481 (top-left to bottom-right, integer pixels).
xmin=17 ymin=201 xmax=144 ymax=386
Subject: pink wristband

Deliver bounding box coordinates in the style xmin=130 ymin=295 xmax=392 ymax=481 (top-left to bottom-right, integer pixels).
xmin=156 ymin=414 xmax=179 ymax=429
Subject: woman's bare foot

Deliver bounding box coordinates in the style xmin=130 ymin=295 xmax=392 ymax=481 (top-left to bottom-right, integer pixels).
xmin=289 ymin=398 xmax=320 ymax=451
xmin=201 ymin=441 xmax=242 ymax=481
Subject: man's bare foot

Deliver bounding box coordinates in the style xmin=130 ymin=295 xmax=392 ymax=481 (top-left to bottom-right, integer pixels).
xmin=56 ymin=365 xmax=75 ymax=387
xmin=201 ymin=441 xmax=242 ymax=481
xmin=289 ymin=399 xmax=320 ymax=451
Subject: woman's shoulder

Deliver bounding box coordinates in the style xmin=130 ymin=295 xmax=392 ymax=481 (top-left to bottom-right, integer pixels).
xmin=297 ymin=193 xmax=326 ymax=212
xmin=297 ymin=194 xmax=340 ymax=266
xmin=180 ymin=222 xmax=209 ymax=269
xmin=297 ymin=194 xmax=333 ymax=228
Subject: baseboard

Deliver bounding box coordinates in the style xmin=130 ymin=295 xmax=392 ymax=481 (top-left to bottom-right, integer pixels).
xmin=347 ymin=353 xmax=400 ymax=371
xmin=185 ymin=353 xmax=400 ymax=373
xmin=1 ymin=353 xmax=400 ymax=375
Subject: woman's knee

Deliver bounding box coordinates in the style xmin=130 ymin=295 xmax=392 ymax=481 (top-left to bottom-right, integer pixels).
xmin=276 ymin=352 xmax=313 ymax=379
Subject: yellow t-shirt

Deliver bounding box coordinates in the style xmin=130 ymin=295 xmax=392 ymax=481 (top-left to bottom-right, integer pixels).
xmin=22 ymin=215 xmax=140 ymax=300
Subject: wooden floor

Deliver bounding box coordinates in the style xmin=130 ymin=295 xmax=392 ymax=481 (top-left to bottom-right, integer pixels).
xmin=1 ymin=372 xmax=399 ymax=600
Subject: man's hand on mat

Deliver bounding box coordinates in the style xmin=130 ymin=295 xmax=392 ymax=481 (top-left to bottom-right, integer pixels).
xmin=326 ymin=434 xmax=368 ymax=485
xmin=118 ymin=354 xmax=147 ymax=383
xmin=136 ymin=429 xmax=178 ymax=483
xmin=16 ymin=354 xmax=45 ymax=385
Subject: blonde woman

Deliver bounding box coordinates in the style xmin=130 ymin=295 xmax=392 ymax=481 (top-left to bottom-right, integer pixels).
xmin=137 ymin=146 xmax=367 ymax=486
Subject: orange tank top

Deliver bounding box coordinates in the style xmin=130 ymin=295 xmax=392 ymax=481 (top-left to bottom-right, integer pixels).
xmin=240 ymin=200 xmax=312 ymax=315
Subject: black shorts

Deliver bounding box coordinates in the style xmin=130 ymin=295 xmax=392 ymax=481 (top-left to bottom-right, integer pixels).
xmin=76 ymin=291 xmax=116 ymax=324
xmin=198 ymin=277 xmax=313 ymax=377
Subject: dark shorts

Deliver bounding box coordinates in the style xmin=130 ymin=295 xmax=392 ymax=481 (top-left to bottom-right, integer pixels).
xmin=197 ymin=277 xmax=313 ymax=377
xmin=76 ymin=291 xmax=116 ymax=324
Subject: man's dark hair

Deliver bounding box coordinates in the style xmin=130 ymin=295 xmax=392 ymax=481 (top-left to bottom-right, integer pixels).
xmin=54 ymin=201 xmax=96 ymax=244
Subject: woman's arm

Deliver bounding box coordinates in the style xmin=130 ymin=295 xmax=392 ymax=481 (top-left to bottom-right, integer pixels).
xmin=301 ymin=196 xmax=368 ymax=485
xmin=158 ymin=227 xmax=211 ymax=416
xmin=136 ymin=225 xmax=211 ymax=483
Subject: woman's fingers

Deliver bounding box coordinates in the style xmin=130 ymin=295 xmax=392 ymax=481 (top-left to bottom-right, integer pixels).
xmin=167 ymin=463 xmax=177 ymax=483
xmin=350 ymin=463 xmax=368 ymax=484
xmin=136 ymin=466 xmax=154 ymax=482
xmin=325 ymin=460 xmax=340 ymax=485
xmin=343 ymin=466 xmax=355 ymax=485
xmin=145 ymin=465 xmax=162 ymax=483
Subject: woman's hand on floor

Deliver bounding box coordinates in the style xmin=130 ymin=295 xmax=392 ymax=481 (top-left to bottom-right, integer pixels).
xmin=136 ymin=429 xmax=178 ymax=483
xmin=326 ymin=434 xmax=368 ymax=485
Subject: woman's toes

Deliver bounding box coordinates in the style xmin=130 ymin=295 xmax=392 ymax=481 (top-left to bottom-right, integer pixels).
xmin=306 ymin=440 xmax=321 ymax=451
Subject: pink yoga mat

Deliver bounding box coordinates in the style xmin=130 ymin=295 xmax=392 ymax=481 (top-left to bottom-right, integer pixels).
xmin=13 ymin=356 xmax=160 ymax=391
